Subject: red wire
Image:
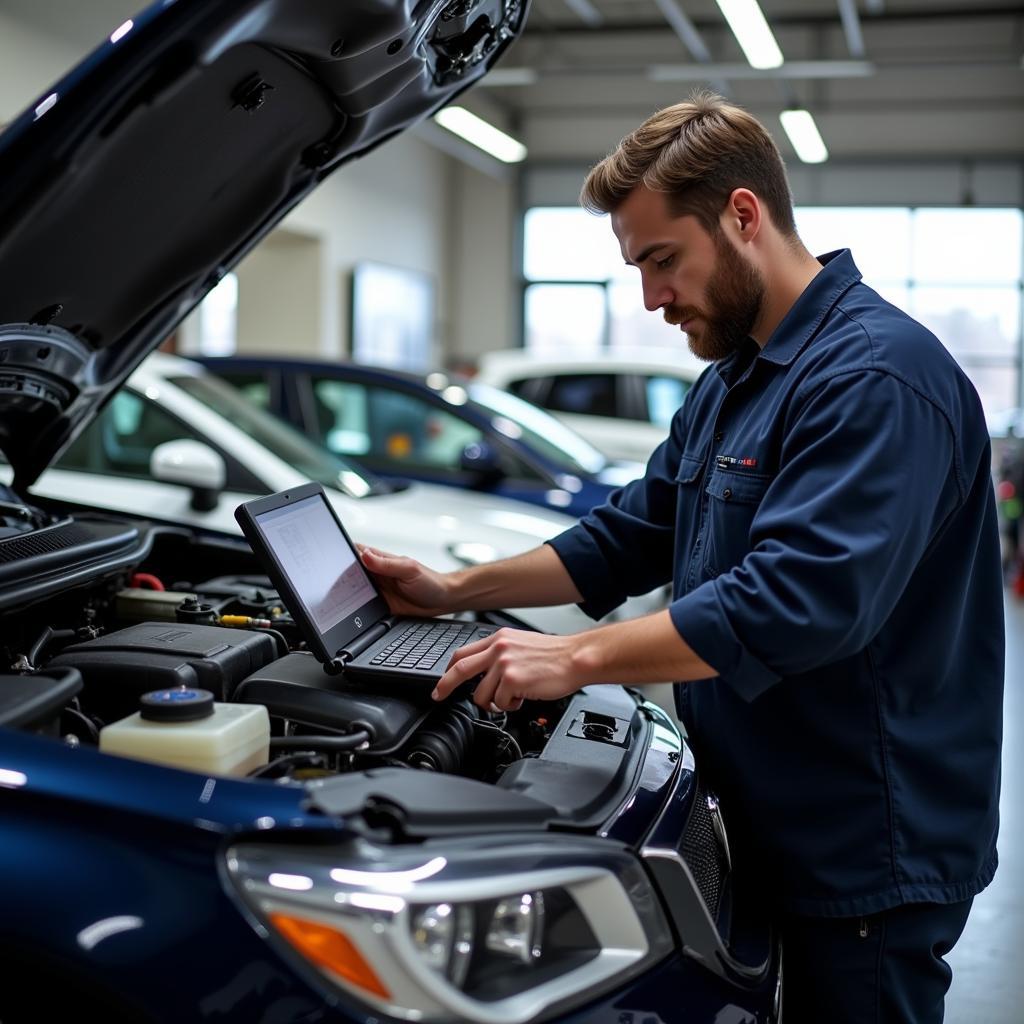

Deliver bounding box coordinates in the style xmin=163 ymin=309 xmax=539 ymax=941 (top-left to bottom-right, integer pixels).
xmin=130 ymin=573 xmax=165 ymax=591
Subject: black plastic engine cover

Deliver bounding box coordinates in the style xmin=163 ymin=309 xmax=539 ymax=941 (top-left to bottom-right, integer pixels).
xmin=305 ymin=767 xmax=557 ymax=838
xmin=233 ymin=652 xmax=427 ymax=753
xmin=0 ymin=668 xmax=82 ymax=734
xmin=48 ymin=622 xmax=277 ymax=724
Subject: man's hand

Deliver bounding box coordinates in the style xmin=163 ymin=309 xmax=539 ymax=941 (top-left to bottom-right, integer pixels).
xmin=357 ymin=545 xmax=453 ymax=617
xmin=361 ymin=542 xmax=582 ymax=620
xmin=433 ymin=610 xmax=718 ymax=711
xmin=433 ymin=628 xmax=587 ymax=710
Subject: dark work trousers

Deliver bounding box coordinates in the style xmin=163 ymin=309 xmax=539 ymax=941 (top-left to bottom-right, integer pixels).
xmin=779 ymin=900 xmax=973 ymax=1023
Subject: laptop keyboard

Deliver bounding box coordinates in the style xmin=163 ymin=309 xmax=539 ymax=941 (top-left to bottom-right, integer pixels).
xmin=369 ymin=622 xmax=477 ymax=670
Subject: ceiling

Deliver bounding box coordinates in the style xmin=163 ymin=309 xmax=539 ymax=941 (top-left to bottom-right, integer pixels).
xmin=2 ymin=0 xmax=1022 ymax=166
xmin=472 ymin=0 xmax=1024 ymax=165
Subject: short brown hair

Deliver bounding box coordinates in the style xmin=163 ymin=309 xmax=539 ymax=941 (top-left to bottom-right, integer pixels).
xmin=580 ymin=92 xmax=797 ymax=237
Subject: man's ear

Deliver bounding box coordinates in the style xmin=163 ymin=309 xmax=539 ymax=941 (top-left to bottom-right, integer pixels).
xmin=723 ymin=188 xmax=762 ymax=243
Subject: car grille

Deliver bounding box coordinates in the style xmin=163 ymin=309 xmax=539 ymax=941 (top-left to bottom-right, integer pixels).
xmin=681 ymin=780 xmax=727 ymax=922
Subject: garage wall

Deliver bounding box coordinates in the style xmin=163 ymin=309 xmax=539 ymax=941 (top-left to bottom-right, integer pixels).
xmin=229 ymin=129 xmax=518 ymax=367
xmin=250 ymin=133 xmax=520 ymax=366
xmin=448 ymin=162 xmax=518 ymax=366
xmin=282 ymin=133 xmax=457 ymax=363
xmin=234 ymin=229 xmax=323 ymax=355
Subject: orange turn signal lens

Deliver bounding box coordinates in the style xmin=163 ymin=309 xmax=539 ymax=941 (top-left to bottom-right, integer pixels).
xmin=269 ymin=911 xmax=391 ymax=999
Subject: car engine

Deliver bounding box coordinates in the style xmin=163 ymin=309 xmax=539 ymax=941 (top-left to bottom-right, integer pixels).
xmin=0 ymin=501 xmax=571 ymax=786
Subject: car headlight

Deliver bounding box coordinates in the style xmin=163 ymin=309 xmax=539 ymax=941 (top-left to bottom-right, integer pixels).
xmin=226 ymin=835 xmax=672 ymax=1023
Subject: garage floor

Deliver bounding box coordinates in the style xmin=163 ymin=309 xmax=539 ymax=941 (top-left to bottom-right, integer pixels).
xmin=946 ymin=590 xmax=1023 ymax=1023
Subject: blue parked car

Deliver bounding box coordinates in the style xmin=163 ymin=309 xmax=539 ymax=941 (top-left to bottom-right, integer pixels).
xmin=0 ymin=0 xmax=780 ymax=1021
xmin=197 ymin=357 xmax=645 ymax=518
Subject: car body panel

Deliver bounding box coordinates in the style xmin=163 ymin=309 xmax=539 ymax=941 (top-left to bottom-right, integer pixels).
xmin=0 ymin=729 xmax=344 ymax=1020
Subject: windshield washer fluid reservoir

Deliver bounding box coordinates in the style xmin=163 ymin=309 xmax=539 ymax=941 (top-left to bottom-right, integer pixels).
xmin=99 ymin=687 xmax=269 ymax=777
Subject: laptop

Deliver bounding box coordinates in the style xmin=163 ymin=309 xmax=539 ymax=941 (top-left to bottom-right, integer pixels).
xmin=234 ymin=482 xmax=498 ymax=690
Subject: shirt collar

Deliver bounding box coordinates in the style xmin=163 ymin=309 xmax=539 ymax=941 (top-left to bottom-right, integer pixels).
xmin=755 ymin=248 xmax=862 ymax=366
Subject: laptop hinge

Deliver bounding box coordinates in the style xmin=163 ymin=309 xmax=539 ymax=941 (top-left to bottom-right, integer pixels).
xmin=334 ymin=619 xmax=393 ymax=667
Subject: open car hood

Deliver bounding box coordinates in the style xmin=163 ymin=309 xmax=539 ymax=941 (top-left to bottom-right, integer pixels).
xmin=0 ymin=0 xmax=527 ymax=490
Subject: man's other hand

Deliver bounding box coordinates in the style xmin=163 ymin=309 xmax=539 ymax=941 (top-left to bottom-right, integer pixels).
xmin=357 ymin=545 xmax=452 ymax=617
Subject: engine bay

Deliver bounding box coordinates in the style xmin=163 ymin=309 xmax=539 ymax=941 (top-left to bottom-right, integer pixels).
xmin=0 ymin=502 xmax=652 ymax=827
xmin=0 ymin=501 xmax=766 ymax=995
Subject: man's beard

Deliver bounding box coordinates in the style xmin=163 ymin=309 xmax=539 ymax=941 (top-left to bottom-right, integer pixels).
xmin=664 ymin=234 xmax=766 ymax=362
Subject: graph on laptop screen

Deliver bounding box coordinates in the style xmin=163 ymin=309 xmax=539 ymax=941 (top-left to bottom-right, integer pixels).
xmin=255 ymin=494 xmax=375 ymax=633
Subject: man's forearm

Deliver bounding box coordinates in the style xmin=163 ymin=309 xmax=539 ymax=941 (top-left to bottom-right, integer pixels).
xmin=435 ymin=606 xmax=718 ymax=705
xmin=446 ymin=543 xmax=583 ymax=612
xmin=570 ymin=609 xmax=718 ymax=685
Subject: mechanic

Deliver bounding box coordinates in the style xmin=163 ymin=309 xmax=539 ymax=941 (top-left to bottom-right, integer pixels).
xmin=359 ymin=93 xmax=1004 ymax=1023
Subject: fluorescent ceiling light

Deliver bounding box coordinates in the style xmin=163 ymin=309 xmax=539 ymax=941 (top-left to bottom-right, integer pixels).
xmin=33 ymin=92 xmax=58 ymax=120
xmin=715 ymin=0 xmax=784 ymax=69
xmin=110 ymin=19 xmax=134 ymax=44
xmin=779 ymin=109 xmax=829 ymax=164
xmin=433 ymin=106 xmax=527 ymax=163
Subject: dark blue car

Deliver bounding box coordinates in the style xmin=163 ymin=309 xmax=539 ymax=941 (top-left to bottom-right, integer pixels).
xmin=197 ymin=357 xmax=645 ymax=518
xmin=0 ymin=0 xmax=780 ymax=1020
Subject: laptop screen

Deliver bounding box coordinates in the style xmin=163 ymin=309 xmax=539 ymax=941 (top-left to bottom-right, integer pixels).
xmin=254 ymin=494 xmax=376 ymax=634
xmin=236 ymin=482 xmax=393 ymax=664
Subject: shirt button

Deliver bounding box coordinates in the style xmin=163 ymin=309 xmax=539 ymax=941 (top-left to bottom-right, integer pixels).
xmin=722 ymin=488 xmax=733 ymax=500
xmin=714 ymin=431 xmax=723 ymax=443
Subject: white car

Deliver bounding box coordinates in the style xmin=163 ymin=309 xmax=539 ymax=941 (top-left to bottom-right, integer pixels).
xmin=5 ymin=352 xmax=664 ymax=635
xmin=477 ymin=348 xmax=702 ymax=464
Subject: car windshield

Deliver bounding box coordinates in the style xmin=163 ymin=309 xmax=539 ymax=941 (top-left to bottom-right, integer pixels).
xmin=467 ymin=382 xmax=607 ymax=475
xmin=168 ymin=373 xmax=385 ymax=498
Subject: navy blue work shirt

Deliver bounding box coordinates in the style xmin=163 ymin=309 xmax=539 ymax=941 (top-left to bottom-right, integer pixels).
xmin=549 ymin=250 xmax=1004 ymax=917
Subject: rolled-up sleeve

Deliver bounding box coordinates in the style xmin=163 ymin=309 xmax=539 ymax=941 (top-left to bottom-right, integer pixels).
xmin=673 ymin=368 xmax=961 ymax=701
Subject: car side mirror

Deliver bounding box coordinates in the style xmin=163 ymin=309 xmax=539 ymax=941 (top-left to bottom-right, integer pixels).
xmin=150 ymin=440 xmax=226 ymax=513
xmin=459 ymin=440 xmax=504 ymax=484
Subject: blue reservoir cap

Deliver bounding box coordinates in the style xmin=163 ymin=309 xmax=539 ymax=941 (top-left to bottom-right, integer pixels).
xmin=140 ymin=687 xmax=215 ymax=722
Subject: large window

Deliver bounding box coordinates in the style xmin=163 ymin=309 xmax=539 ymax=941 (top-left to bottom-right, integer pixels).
xmin=522 ymin=208 xmax=703 ymax=365
xmin=522 ymin=206 xmax=1024 ymax=417
xmin=796 ymin=208 xmax=1022 ymax=415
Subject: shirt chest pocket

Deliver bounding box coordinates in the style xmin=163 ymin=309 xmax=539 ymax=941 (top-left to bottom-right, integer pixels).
xmin=702 ymin=467 xmax=774 ymax=578
xmin=673 ymin=453 xmax=706 ymax=511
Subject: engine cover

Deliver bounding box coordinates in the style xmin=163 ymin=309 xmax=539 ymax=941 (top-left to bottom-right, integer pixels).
xmin=233 ymin=651 xmax=428 ymax=753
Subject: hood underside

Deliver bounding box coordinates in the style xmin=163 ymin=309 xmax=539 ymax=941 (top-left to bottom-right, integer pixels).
xmin=0 ymin=0 xmax=527 ymax=488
